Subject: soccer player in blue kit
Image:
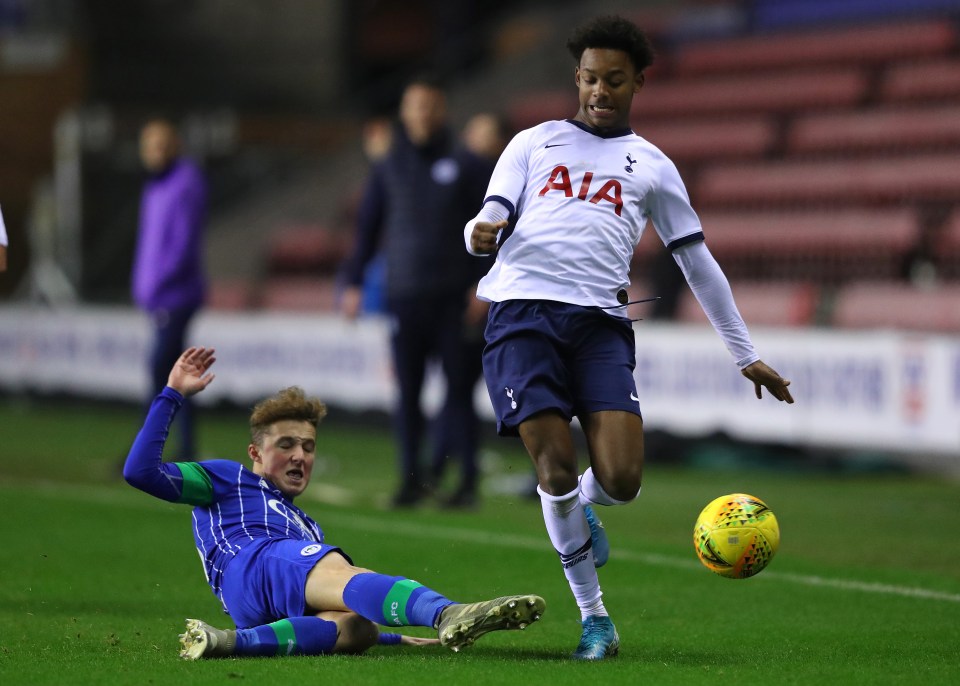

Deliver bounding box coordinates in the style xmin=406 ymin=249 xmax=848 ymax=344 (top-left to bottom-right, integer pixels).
xmin=465 ymin=16 xmax=795 ymax=660
xmin=124 ymin=346 xmax=545 ymax=659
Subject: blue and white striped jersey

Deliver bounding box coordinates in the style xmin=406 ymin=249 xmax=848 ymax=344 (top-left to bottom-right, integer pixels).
xmin=123 ymin=387 xmax=325 ymax=608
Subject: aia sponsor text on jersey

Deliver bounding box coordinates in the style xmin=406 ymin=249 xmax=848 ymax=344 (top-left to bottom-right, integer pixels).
xmin=538 ymin=165 xmax=623 ymax=217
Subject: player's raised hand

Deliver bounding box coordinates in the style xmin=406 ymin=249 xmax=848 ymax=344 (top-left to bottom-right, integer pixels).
xmin=741 ymin=360 xmax=794 ymax=403
xmin=470 ymin=219 xmax=508 ymax=255
xmin=167 ymin=346 xmax=216 ymax=398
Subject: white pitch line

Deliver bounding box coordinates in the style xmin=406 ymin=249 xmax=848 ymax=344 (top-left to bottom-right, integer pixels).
xmin=8 ymin=480 xmax=960 ymax=605
xmin=319 ymin=511 xmax=960 ymax=605
xmin=761 ymin=571 xmax=960 ymax=603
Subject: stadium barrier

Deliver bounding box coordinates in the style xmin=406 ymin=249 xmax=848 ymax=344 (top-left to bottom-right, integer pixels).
xmin=0 ymin=306 xmax=958 ymax=463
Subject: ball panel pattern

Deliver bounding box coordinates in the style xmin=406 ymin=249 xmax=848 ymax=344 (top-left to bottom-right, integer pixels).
xmin=693 ymin=493 xmax=779 ymax=579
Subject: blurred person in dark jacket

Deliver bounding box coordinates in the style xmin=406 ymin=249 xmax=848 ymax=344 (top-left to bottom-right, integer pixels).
xmin=341 ymin=77 xmax=494 ymax=508
xmin=132 ymin=118 xmax=207 ymax=461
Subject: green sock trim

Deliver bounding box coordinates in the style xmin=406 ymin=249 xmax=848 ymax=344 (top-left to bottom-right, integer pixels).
xmin=382 ymin=579 xmax=423 ymax=626
xmin=269 ymin=619 xmax=298 ymax=656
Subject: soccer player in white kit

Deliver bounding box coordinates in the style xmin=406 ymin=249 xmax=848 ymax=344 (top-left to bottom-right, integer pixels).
xmin=465 ymin=15 xmax=794 ymax=660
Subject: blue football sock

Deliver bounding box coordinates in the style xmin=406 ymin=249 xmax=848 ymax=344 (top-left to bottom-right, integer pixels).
xmin=234 ymin=617 xmax=338 ymax=656
xmin=342 ymin=573 xmax=455 ymax=628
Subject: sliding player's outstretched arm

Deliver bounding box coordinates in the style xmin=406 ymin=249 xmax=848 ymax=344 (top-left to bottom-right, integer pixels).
xmin=123 ymin=347 xmax=218 ymax=502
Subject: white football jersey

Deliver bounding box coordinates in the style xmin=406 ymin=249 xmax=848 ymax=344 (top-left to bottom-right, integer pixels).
xmin=475 ymin=119 xmax=703 ymax=307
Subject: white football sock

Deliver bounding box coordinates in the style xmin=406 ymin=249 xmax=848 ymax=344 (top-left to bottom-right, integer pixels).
xmin=538 ymin=484 xmax=607 ymax=620
xmin=579 ymin=467 xmax=640 ymax=507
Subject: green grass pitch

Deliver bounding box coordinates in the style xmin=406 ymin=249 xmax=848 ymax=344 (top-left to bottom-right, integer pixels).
xmin=0 ymin=398 xmax=958 ymax=685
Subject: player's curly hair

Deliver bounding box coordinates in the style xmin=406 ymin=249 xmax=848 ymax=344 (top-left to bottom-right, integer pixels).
xmin=249 ymin=386 xmax=327 ymax=446
xmin=567 ymin=15 xmax=656 ymax=73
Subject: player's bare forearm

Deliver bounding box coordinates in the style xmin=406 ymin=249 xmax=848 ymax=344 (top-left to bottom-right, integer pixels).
xmin=741 ymin=360 xmax=794 ymax=403
xmin=470 ymin=220 xmax=507 ymax=254
xmin=167 ymin=346 xmax=217 ymax=397
xmin=400 ymin=635 xmax=441 ymax=647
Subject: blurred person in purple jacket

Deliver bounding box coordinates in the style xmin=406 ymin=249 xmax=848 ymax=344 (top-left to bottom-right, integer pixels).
xmin=132 ymin=118 xmax=208 ymax=460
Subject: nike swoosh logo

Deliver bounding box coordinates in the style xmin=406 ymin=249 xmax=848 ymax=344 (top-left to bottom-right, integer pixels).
xmin=544 ymin=143 xmax=569 ymax=148
xmin=630 ymin=393 xmax=640 ymax=403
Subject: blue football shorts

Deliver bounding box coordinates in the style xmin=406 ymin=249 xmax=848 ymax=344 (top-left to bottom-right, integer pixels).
xmin=482 ymin=299 xmax=642 ymax=436
xmin=220 ymin=539 xmax=351 ymax=629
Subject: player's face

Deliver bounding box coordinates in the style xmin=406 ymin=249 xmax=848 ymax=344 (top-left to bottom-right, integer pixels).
xmin=574 ymin=48 xmax=643 ymax=132
xmin=248 ymin=420 xmax=317 ymax=499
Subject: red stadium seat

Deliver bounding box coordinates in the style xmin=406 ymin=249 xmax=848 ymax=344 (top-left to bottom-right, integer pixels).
xmin=267 ymin=224 xmax=350 ymax=274
xmin=696 ymin=155 xmax=960 ymax=206
xmin=507 ymin=90 xmax=577 ymax=132
xmin=678 ymin=281 xmax=820 ymax=327
xmin=632 ymin=219 xmax=661 ymax=263
xmin=207 ymin=279 xmax=255 ymax=311
xmin=880 ymin=58 xmax=960 ymax=103
xmin=697 ymin=209 xmax=920 ymax=281
xmin=635 ymin=68 xmax=868 ymax=118
xmin=260 ymin=277 xmax=339 ymax=312
xmin=831 ymin=282 xmax=960 ymax=332
xmin=673 ymin=19 xmax=957 ymax=75
xmin=934 ymin=209 xmax=960 ymax=279
xmin=635 ymin=116 xmax=777 ymax=161
xmin=787 ymin=105 xmax=960 ymax=155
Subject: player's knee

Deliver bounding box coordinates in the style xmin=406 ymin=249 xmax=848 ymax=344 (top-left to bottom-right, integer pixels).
xmin=331 ymin=613 xmax=379 ymax=655
xmin=536 ymin=460 xmax=580 ymax=496
xmin=598 ymin=466 xmax=642 ymax=503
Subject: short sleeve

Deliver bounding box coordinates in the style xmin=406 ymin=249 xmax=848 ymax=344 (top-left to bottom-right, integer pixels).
xmin=481 ymin=128 xmax=535 ymax=219
xmin=645 ymin=157 xmax=704 ymax=251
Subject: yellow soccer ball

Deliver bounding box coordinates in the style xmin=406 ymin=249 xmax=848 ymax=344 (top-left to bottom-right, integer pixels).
xmin=693 ymin=493 xmax=780 ymax=579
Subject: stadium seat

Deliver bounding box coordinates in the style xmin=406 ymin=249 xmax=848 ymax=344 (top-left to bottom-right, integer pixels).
xmin=507 ymin=90 xmax=577 ymax=131
xmin=934 ymin=208 xmax=960 ymax=279
xmin=206 ymin=279 xmax=255 ymax=311
xmin=635 ymin=68 xmax=868 ymax=119
xmin=696 ymin=155 xmax=960 ymax=206
xmin=260 ymin=277 xmax=339 ymax=312
xmin=635 ymin=116 xmax=777 ymax=161
xmin=678 ymin=281 xmax=820 ymax=328
xmin=787 ymin=105 xmax=960 ymax=154
xmin=697 ymin=209 xmax=920 ymax=281
xmin=880 ymin=58 xmax=960 ymax=103
xmin=673 ymin=19 xmax=957 ymax=75
xmin=752 ymin=0 xmax=960 ymax=31
xmin=266 ymin=224 xmax=350 ymax=275
xmin=830 ymin=281 xmax=960 ymax=332
xmin=632 ymin=219 xmax=661 ymax=263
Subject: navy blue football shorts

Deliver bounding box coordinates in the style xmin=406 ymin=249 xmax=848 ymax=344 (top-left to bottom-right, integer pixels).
xmin=220 ymin=539 xmax=350 ymax=629
xmin=483 ymin=299 xmax=642 ymax=437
